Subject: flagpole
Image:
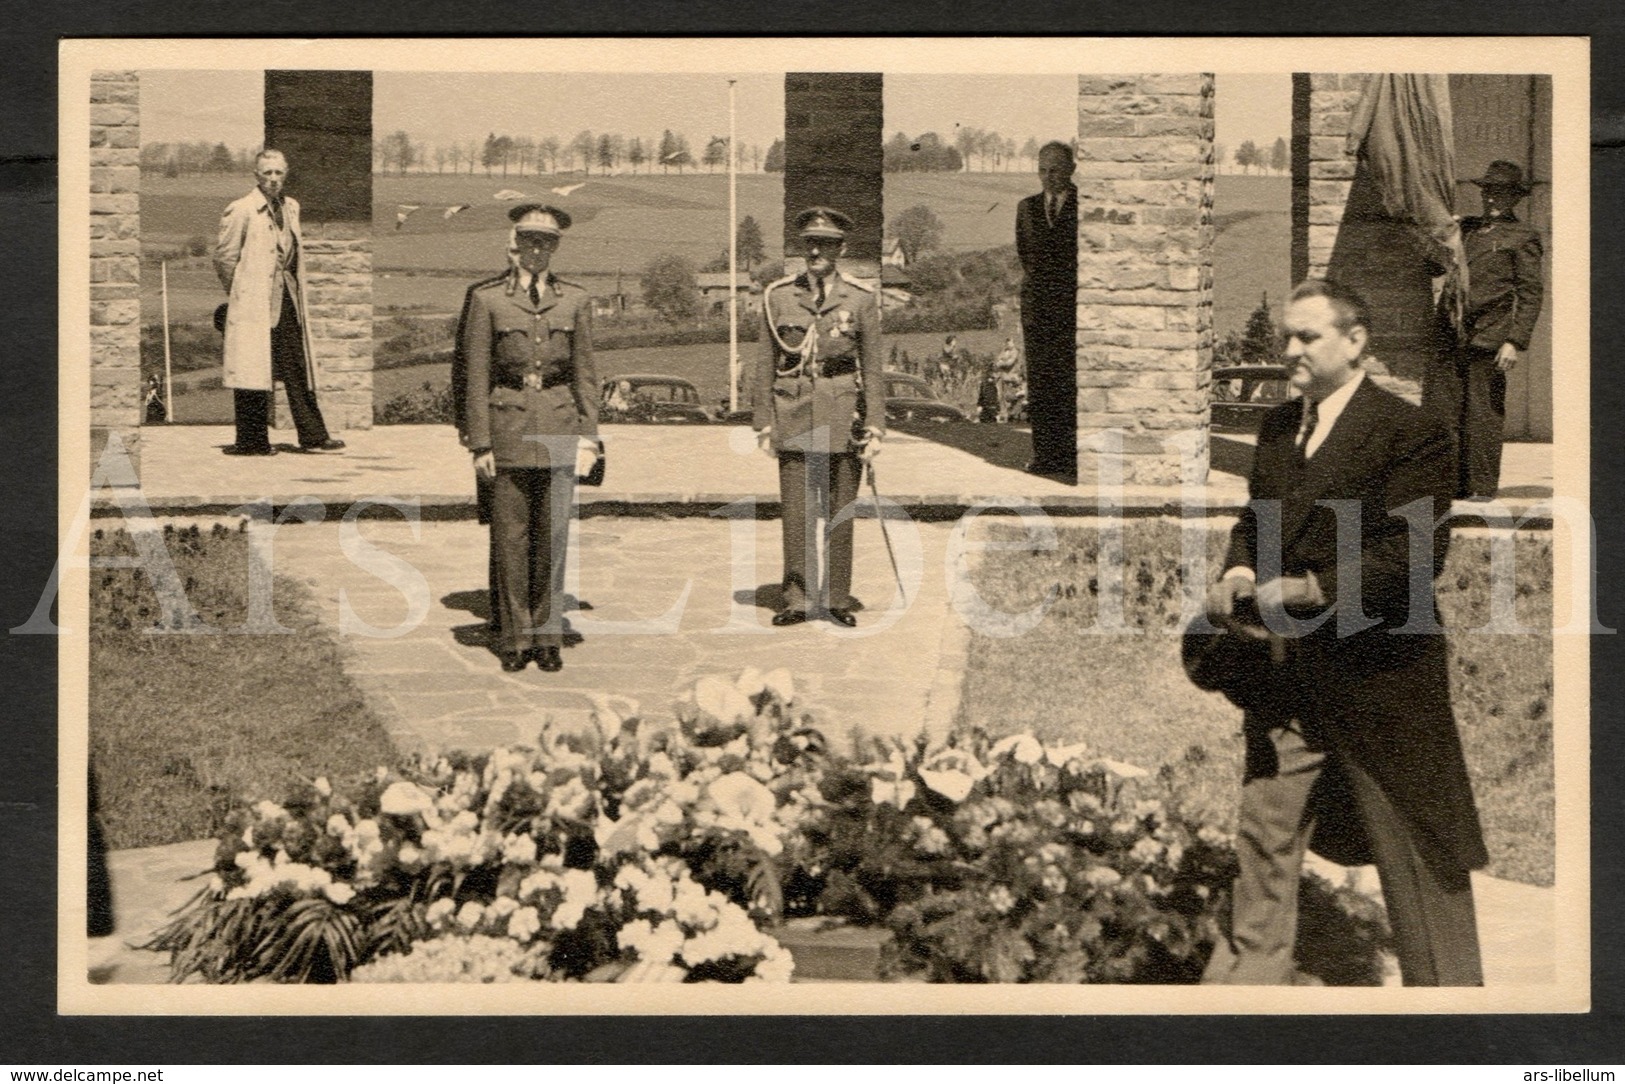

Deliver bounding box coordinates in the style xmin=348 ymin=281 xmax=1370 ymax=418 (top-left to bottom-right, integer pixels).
xmin=727 ymin=77 xmax=740 ymax=415
xmin=160 ymin=259 xmax=174 ymax=422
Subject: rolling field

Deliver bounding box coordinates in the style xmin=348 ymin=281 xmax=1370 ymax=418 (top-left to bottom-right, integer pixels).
xmin=143 ymin=169 xmax=1289 ymax=421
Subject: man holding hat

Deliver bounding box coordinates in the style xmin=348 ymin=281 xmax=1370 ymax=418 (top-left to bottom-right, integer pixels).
xmin=752 ymin=206 xmax=885 ymax=628
xmin=1426 ymin=159 xmax=1545 ymax=500
xmin=461 ymin=203 xmax=601 ymax=672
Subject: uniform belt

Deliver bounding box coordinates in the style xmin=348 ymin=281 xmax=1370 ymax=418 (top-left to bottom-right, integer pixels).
xmin=780 ymin=357 xmax=857 ymax=379
xmin=495 ymin=372 xmax=571 ymax=391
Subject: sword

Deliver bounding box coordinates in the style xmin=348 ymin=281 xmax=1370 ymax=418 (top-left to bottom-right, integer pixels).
xmin=865 ymin=459 xmax=906 ymax=606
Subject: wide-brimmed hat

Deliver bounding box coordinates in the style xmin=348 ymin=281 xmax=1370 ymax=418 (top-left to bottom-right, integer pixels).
xmin=1470 ymin=160 xmax=1531 ymax=194
xmin=507 ymin=203 xmax=571 ymax=235
xmin=795 ymin=206 xmax=852 ymax=241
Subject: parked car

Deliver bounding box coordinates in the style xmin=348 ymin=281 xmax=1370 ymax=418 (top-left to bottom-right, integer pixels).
xmin=880 ymin=370 xmax=969 ymax=424
xmin=1211 ymin=364 xmax=1294 ymax=433
xmin=600 ymin=374 xmax=714 ymax=424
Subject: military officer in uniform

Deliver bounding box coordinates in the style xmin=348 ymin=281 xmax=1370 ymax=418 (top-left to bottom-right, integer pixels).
xmin=1425 ymin=160 xmax=1545 ymax=500
xmin=752 ymin=207 xmax=886 ymax=628
xmin=462 ymin=204 xmax=601 ymax=672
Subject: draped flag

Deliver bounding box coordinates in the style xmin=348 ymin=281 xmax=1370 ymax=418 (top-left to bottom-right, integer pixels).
xmin=1345 ymin=74 xmax=1469 ymax=337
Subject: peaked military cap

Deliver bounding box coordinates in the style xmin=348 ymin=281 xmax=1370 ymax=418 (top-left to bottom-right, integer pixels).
xmin=795 ymin=206 xmax=852 ymax=240
xmin=508 ymin=203 xmax=572 ymax=234
xmin=1470 ymin=160 xmax=1531 ymax=195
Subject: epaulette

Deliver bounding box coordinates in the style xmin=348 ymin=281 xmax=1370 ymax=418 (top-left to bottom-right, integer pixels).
xmin=839 ymin=270 xmax=877 ymax=295
xmin=762 ymin=273 xmax=798 ymax=308
xmin=549 ymin=275 xmax=586 ymax=295
xmin=469 ymin=270 xmax=510 ymax=295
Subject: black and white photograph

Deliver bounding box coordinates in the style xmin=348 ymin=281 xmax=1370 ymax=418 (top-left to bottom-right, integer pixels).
xmin=54 ymin=37 xmax=1588 ymax=1015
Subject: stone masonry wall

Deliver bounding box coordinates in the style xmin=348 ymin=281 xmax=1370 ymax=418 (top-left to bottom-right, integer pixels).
xmin=274 ymin=226 xmax=373 ymax=432
xmin=1074 ymin=74 xmax=1216 ymax=486
xmin=1302 ymin=73 xmax=1364 ymax=279
xmin=89 ymin=70 xmax=142 ymax=485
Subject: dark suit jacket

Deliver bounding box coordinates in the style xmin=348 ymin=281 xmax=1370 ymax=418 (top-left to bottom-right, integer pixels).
xmin=1016 ymin=186 xmax=1078 ymax=294
xmin=1462 ymin=213 xmax=1544 ymax=352
xmin=1228 ymin=375 xmax=1488 ymax=874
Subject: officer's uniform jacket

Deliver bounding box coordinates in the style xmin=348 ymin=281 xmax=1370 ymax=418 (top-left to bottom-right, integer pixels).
xmin=752 ymin=271 xmax=885 ymax=454
xmin=463 ymin=269 xmax=598 ymax=470
xmin=1461 ymin=212 xmax=1544 ymax=353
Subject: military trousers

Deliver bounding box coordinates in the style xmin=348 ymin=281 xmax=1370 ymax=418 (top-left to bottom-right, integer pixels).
xmin=1424 ymin=343 xmax=1507 ymax=499
xmin=490 ymin=465 xmax=575 ymax=653
xmin=777 ymin=449 xmax=862 ymax=614
xmin=1203 ymin=721 xmax=1484 ymax=987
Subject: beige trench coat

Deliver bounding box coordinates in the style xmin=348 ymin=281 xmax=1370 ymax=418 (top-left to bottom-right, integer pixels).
xmin=213 ymin=187 xmax=316 ymax=392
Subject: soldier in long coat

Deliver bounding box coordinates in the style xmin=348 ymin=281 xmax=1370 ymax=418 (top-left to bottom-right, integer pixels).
xmin=213 ymin=149 xmax=342 ymax=456
xmin=462 ymin=205 xmax=600 ymax=672
xmin=1204 ymin=279 xmax=1487 ymax=986
xmin=1425 ymin=160 xmax=1545 ymax=499
xmin=752 ymin=207 xmax=886 ymax=627
xmin=1015 ymin=141 xmax=1078 ymax=481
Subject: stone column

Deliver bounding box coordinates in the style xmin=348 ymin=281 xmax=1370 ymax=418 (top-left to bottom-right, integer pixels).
xmin=782 ymin=73 xmax=883 ymax=276
xmin=1074 ymin=74 xmax=1216 ymax=486
xmin=266 ymin=71 xmax=374 ymax=432
xmin=1292 ymin=73 xmax=1362 ymax=282
xmin=89 ymin=70 xmax=142 ymax=486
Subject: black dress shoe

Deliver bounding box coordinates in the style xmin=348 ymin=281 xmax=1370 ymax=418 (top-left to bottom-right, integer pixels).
xmin=499 ymin=651 xmax=527 ymax=672
xmin=301 ymin=438 xmax=346 ymax=452
xmin=771 ymin=609 xmax=807 ymax=627
xmin=531 ymin=645 xmax=563 ymax=672
xmin=826 ymin=609 xmax=858 ymax=628
xmin=224 ymin=445 xmax=276 ymax=457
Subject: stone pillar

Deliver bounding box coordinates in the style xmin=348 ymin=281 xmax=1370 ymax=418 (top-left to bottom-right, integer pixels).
xmin=266 ymin=71 xmax=374 ymax=432
xmin=89 ymin=70 xmax=142 ymax=485
xmin=1074 ymin=74 xmax=1216 ymax=486
xmin=782 ymin=73 xmax=883 ymax=276
xmin=1292 ymin=73 xmax=1362 ymax=282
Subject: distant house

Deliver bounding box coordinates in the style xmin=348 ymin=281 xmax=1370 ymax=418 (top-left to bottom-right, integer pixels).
xmin=695 ymin=272 xmax=762 ymax=315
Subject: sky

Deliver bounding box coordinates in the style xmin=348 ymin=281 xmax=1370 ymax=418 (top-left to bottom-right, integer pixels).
xmin=139 ymin=69 xmax=1290 ymax=165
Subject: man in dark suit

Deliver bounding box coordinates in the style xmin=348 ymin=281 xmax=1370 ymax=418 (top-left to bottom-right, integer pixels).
xmin=1204 ymin=278 xmax=1488 ymax=986
xmin=1425 ymin=160 xmax=1545 ymax=500
xmin=752 ymin=207 xmax=886 ymax=628
xmin=462 ymin=205 xmax=601 ymax=672
xmin=1015 ymin=141 xmax=1079 ymax=481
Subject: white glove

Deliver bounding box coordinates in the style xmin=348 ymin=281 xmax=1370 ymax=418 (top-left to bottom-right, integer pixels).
xmin=756 ymin=428 xmax=775 ymax=458
xmin=575 ymin=437 xmax=600 ymax=477
xmin=858 ymin=427 xmax=884 ymax=462
xmin=472 ymin=449 xmax=495 ymax=482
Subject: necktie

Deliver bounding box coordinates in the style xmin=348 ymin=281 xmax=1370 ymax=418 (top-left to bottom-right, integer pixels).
xmin=814 ymin=280 xmax=825 ymax=308
xmin=269 ymin=198 xmax=284 ymax=231
xmin=528 ymin=276 xmax=542 ymax=307
xmin=1046 ymin=195 xmax=1057 ymax=226
xmin=1296 ymin=398 xmax=1319 ymax=462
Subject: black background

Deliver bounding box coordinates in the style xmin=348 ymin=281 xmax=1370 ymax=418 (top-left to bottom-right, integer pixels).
xmin=3 ymin=3 xmax=1621 ymax=1064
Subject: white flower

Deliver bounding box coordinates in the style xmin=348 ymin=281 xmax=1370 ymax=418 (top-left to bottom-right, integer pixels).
xmin=550 ymin=869 xmax=599 ymax=931
xmin=1130 ymin=837 xmax=1164 ymax=864
xmin=1045 ymin=741 xmax=1090 ymax=768
xmin=488 ymin=896 xmax=519 ymax=918
xmin=313 ymin=776 xmax=332 ymax=797
xmin=694 ymin=674 xmax=754 ymax=725
xmin=252 ymin=800 xmax=288 ymax=822
xmin=734 ymin=667 xmax=766 ymax=697
xmin=1094 ymin=757 xmax=1149 ymax=780
xmin=456 ymin=900 xmax=487 ymax=929
xmin=322 ymin=881 xmax=356 ymax=905
xmin=508 ymin=905 xmax=542 ymax=943
xmin=620 ymin=917 xmax=683 ymax=963
xmin=379 ymin=781 xmax=437 ymax=818
xmin=918 ymin=767 xmax=976 ymax=803
xmin=546 ymin=776 xmax=594 ymax=821
xmin=1084 ymin=866 xmax=1122 ymax=889
xmin=325 ymin=813 xmax=350 ymax=837
xmin=760 ymin=668 xmax=795 ymax=703
xmin=988 ymin=884 xmax=1016 ymax=915
xmin=595 ymin=812 xmax=660 ymax=856
xmin=502 ymin=833 xmax=538 ymax=865
xmin=425 ymin=897 xmax=455 ymax=926
xmin=753 ymin=941 xmax=794 ymax=983
xmin=707 ymin=772 xmax=776 ymax=823
xmin=990 ymin=733 xmax=1044 ymax=765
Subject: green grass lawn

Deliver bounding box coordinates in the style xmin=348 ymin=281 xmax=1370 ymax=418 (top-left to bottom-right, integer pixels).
xmin=90 ymin=524 xmax=398 ymax=849
xmin=958 ymin=520 xmax=1554 ymax=886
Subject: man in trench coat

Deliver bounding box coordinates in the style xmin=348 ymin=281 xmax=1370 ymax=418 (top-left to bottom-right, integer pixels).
xmin=213 ymin=149 xmax=343 ymax=456
xmin=462 ymin=205 xmax=600 ymax=672
xmin=1204 ymin=278 xmax=1488 ymax=986
xmin=752 ymin=207 xmax=886 ymax=628
xmin=1015 ymin=140 xmax=1079 ymax=481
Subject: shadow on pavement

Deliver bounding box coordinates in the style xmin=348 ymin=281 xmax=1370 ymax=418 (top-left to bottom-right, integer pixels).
xmin=890 ymin=420 xmax=1032 ymax=473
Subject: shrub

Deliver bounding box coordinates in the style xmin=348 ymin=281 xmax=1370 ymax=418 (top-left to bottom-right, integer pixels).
xmin=375 ymin=382 xmax=454 ymax=426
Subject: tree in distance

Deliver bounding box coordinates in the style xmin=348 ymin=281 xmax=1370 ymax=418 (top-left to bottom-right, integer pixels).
xmin=1240 ymin=293 xmax=1278 ymax=363
xmin=641 ymin=254 xmax=701 ymax=324
xmin=736 ymin=215 xmax=765 ymax=271
xmin=703 ymin=136 xmax=728 ymax=172
xmin=1234 ymin=139 xmax=1260 ymax=174
xmin=763 ymin=138 xmax=785 ymax=173
xmin=888 ymin=205 xmax=946 ymax=265
xmin=1270 ymin=136 xmax=1288 ymax=174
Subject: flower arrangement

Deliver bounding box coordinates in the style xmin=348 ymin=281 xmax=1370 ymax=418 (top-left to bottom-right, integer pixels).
xmin=148 ymin=669 xmax=1389 ymax=984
